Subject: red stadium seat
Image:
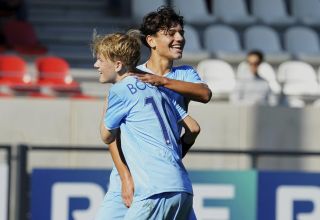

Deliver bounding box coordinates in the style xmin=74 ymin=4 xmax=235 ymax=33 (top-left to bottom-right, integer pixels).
xmin=35 ymin=56 xmax=83 ymax=96
xmin=0 ymin=55 xmax=39 ymax=94
xmin=3 ymin=20 xmax=47 ymax=55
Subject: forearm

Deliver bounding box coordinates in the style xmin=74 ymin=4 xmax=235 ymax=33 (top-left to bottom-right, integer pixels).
xmin=100 ymin=120 xmax=115 ymax=144
xmin=100 ymin=97 xmax=116 ymax=144
xmin=108 ymin=140 xmax=131 ymax=181
xmin=181 ymin=132 xmax=197 ymax=158
xmin=163 ymin=78 xmax=212 ymax=103
xmin=181 ymin=116 xmax=200 ymax=158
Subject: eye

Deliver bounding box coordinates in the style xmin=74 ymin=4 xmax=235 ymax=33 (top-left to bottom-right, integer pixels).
xmin=168 ymin=30 xmax=175 ymax=36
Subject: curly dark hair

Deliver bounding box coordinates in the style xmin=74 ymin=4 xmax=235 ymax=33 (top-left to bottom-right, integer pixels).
xmin=139 ymin=6 xmax=184 ymax=48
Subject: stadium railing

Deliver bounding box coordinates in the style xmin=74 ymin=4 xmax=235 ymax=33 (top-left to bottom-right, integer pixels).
xmin=0 ymin=145 xmax=11 ymax=220
xmin=14 ymin=144 xmax=320 ymax=220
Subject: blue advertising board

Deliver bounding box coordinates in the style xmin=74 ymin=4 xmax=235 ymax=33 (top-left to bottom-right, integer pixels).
xmin=31 ymin=169 xmax=320 ymax=220
xmin=258 ymin=171 xmax=320 ymax=220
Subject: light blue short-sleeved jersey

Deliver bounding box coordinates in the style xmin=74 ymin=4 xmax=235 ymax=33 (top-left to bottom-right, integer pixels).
xmin=105 ymin=76 xmax=192 ymax=201
xmin=137 ymin=64 xmax=204 ymax=111
xmin=107 ymin=65 xmax=205 ymax=195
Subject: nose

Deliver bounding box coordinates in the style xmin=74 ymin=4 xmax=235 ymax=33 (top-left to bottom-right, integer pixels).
xmin=94 ymin=60 xmax=99 ymax=69
xmin=175 ymin=31 xmax=184 ymax=42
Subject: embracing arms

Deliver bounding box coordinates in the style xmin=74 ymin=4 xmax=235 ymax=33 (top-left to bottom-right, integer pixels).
xmin=134 ymin=73 xmax=212 ymax=103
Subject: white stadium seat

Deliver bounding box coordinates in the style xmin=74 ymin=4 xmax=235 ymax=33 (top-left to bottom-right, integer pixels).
xmin=197 ymin=59 xmax=236 ymax=100
xmin=277 ymin=61 xmax=320 ymax=106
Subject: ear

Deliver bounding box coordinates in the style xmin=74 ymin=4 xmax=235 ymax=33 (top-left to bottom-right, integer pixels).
xmin=114 ymin=60 xmax=123 ymax=72
xmin=146 ymin=35 xmax=156 ymax=49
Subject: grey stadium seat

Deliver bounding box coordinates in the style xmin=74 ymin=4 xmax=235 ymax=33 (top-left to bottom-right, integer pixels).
xmin=204 ymin=25 xmax=246 ymax=63
xmin=173 ymin=0 xmax=216 ymax=25
xmin=284 ymin=26 xmax=320 ymax=65
xmin=292 ymin=0 xmax=320 ymax=26
xmin=213 ymin=0 xmax=257 ymax=26
xmin=252 ymin=0 xmax=296 ymax=26
xmin=182 ymin=25 xmax=210 ymax=62
xmin=244 ymin=25 xmax=291 ymax=64
xmin=131 ymin=0 xmax=165 ymax=23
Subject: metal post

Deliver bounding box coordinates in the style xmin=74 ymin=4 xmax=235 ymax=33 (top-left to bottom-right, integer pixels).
xmin=16 ymin=145 xmax=29 ymax=220
xmin=251 ymin=152 xmax=259 ymax=169
xmin=7 ymin=147 xmax=12 ymax=220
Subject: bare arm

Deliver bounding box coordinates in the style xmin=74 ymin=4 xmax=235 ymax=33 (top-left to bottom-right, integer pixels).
xmin=133 ymin=73 xmax=212 ymax=103
xmin=180 ymin=115 xmax=201 ymax=158
xmin=100 ymin=98 xmax=134 ymax=207
xmin=163 ymin=78 xmax=212 ymax=103
xmin=108 ymin=137 xmax=134 ymax=208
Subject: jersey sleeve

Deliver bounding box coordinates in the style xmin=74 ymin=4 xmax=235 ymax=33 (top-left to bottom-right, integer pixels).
xmin=104 ymin=88 xmax=129 ymax=130
xmin=183 ymin=66 xmax=206 ymax=84
xmin=171 ymin=97 xmax=188 ymax=122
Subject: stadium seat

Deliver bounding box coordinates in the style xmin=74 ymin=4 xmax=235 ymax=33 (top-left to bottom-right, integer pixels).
xmin=204 ymin=25 xmax=246 ymax=63
xmin=252 ymin=0 xmax=296 ymax=26
xmin=284 ymin=26 xmax=320 ymax=65
xmin=243 ymin=25 xmax=291 ymax=64
xmin=277 ymin=61 xmax=320 ymax=106
xmin=237 ymin=61 xmax=281 ymax=94
xmin=213 ymin=0 xmax=257 ymax=26
xmin=131 ymin=0 xmax=165 ymax=23
xmin=197 ymin=59 xmax=236 ymax=100
xmin=3 ymin=20 xmax=47 ymax=55
xmin=35 ymin=56 xmax=82 ymax=96
xmin=0 ymin=55 xmax=39 ymax=94
xmin=292 ymin=0 xmax=320 ymax=26
xmin=172 ymin=0 xmax=216 ymax=25
xmin=182 ymin=25 xmax=210 ymax=62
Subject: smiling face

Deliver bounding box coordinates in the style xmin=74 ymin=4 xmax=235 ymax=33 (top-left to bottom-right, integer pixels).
xmin=147 ymin=24 xmax=185 ymax=60
xmin=94 ymin=54 xmax=119 ymax=84
xmin=247 ymin=54 xmax=261 ymax=75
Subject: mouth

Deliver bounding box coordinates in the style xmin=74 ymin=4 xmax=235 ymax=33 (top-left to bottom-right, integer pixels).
xmin=170 ymin=44 xmax=183 ymax=53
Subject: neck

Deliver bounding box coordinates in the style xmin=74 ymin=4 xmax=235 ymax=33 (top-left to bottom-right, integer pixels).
xmin=114 ymin=71 xmax=130 ymax=83
xmin=146 ymin=54 xmax=173 ymax=76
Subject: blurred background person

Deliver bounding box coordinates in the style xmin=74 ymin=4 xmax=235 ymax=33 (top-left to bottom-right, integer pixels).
xmin=231 ymin=50 xmax=277 ymax=105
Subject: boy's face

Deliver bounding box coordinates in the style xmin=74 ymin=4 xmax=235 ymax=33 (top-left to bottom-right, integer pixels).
xmin=94 ymin=54 xmax=118 ymax=84
xmin=148 ymin=24 xmax=185 ymax=60
xmin=247 ymin=54 xmax=261 ymax=75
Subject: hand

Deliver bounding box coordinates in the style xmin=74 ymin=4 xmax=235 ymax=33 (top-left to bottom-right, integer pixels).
xmin=121 ymin=174 xmax=134 ymax=208
xmin=132 ymin=73 xmax=167 ymax=86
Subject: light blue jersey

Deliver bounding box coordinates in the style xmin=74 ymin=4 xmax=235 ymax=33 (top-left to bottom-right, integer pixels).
xmin=96 ymin=66 xmax=204 ymax=220
xmin=105 ymin=76 xmax=193 ymax=201
xmin=107 ymin=65 xmax=204 ymax=195
xmin=137 ymin=64 xmax=204 ymax=110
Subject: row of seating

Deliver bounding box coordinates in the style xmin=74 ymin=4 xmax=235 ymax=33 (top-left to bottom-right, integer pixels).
xmin=0 ymin=20 xmax=47 ymax=55
xmin=198 ymin=59 xmax=320 ymax=106
xmin=0 ymin=55 xmax=90 ymax=98
xmin=133 ymin=0 xmax=320 ymax=27
xmin=184 ymin=24 xmax=320 ymax=64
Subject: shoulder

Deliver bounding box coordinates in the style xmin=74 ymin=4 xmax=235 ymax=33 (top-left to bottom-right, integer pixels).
xmin=172 ymin=65 xmax=196 ymax=72
xmin=109 ymin=76 xmax=138 ymax=100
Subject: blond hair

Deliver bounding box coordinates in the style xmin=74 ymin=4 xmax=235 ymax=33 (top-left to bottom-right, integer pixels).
xmin=92 ymin=30 xmax=141 ymax=70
